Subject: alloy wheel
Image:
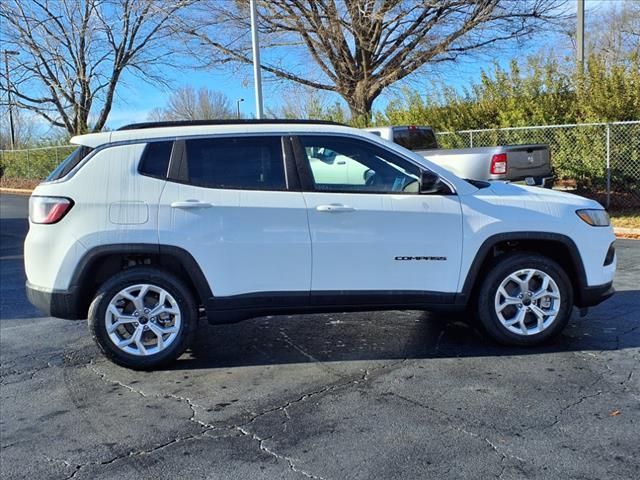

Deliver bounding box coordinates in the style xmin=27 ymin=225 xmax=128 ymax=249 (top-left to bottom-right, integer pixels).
xmin=494 ymin=268 xmax=561 ymax=336
xmin=105 ymin=284 xmax=181 ymax=356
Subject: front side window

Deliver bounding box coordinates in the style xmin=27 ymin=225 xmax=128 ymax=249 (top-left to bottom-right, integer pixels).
xmin=185 ymin=136 xmax=286 ymax=190
xmin=298 ymin=136 xmax=420 ymax=193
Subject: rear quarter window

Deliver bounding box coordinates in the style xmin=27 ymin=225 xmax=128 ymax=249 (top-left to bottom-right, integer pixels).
xmin=46 ymin=146 xmax=94 ymax=181
xmin=138 ymin=141 xmax=173 ymax=179
xmin=393 ymin=128 xmax=438 ymax=150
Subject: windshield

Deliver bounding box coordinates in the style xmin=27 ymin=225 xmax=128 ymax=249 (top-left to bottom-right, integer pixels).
xmin=46 ymin=146 xmax=94 ymax=181
xmin=393 ymin=128 xmax=438 ymax=150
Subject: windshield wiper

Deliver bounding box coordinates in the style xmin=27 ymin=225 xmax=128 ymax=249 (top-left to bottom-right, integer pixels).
xmin=465 ymin=179 xmax=491 ymax=189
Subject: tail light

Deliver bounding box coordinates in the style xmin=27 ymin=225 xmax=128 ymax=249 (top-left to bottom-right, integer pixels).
xmin=490 ymin=153 xmax=508 ymax=175
xmin=29 ymin=196 xmax=74 ymax=224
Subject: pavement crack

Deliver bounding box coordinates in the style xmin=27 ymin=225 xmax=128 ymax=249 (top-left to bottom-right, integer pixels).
xmin=624 ymin=369 xmax=634 ymax=386
xmin=236 ymin=426 xmax=326 ymax=480
xmin=240 ymin=358 xmax=408 ymax=430
xmin=87 ymin=364 xmax=148 ymax=397
xmin=434 ymin=328 xmax=446 ymax=354
xmin=229 ymin=359 xmax=408 ymax=480
xmin=55 ymin=428 xmax=234 ymax=480
xmin=279 ymin=329 xmax=324 ymax=365
xmin=545 ymin=390 xmax=604 ymax=429
xmin=81 ymin=358 xmax=407 ymax=479
xmin=43 ymin=454 xmax=77 ymax=471
xmin=0 ymin=360 xmax=57 ymax=384
xmin=87 ymin=363 xmax=219 ymax=431
xmin=162 ymin=392 xmax=217 ymax=429
xmin=388 ymin=391 xmax=525 ymax=474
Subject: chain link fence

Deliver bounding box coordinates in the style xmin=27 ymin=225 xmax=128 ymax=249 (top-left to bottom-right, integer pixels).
xmin=1 ymin=121 xmax=638 ymax=208
xmin=0 ymin=145 xmax=75 ymax=180
xmin=436 ymin=121 xmax=640 ymax=208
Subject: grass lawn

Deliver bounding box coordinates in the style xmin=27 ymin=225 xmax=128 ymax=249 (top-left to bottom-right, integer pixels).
xmin=609 ymin=209 xmax=640 ymax=229
xmin=0 ymin=178 xmax=41 ymax=190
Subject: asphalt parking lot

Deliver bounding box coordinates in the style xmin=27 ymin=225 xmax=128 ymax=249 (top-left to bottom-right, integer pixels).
xmin=1 ymin=193 xmax=638 ymax=480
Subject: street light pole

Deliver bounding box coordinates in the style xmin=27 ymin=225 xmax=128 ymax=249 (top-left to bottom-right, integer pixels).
xmin=3 ymin=50 xmax=19 ymax=150
xmin=576 ymin=0 xmax=585 ymax=69
xmin=249 ymin=0 xmax=264 ymax=119
xmin=236 ymin=98 xmax=244 ymax=119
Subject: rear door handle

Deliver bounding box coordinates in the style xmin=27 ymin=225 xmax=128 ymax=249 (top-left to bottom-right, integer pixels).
xmin=170 ymin=200 xmax=213 ymax=209
xmin=316 ymin=204 xmax=356 ymax=213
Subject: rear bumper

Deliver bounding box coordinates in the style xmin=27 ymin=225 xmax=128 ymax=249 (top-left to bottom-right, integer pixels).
xmin=510 ymin=176 xmax=555 ymax=188
xmin=535 ymin=176 xmax=555 ymax=188
xmin=25 ymin=282 xmax=84 ymax=320
xmin=575 ymin=282 xmax=615 ymax=308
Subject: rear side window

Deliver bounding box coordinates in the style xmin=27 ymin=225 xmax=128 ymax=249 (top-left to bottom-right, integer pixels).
xmin=184 ymin=136 xmax=286 ymax=190
xmin=46 ymin=146 xmax=94 ymax=181
xmin=393 ymin=128 xmax=438 ymax=150
xmin=139 ymin=141 xmax=173 ymax=178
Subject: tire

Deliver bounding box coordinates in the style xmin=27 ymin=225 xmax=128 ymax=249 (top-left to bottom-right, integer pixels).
xmin=88 ymin=267 xmax=198 ymax=370
xmin=476 ymin=252 xmax=573 ymax=346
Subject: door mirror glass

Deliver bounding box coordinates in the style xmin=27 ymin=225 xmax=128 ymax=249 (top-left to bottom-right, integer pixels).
xmin=420 ymin=170 xmax=442 ymax=193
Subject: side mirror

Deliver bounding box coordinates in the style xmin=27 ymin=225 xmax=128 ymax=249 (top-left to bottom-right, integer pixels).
xmin=420 ymin=170 xmax=441 ymax=193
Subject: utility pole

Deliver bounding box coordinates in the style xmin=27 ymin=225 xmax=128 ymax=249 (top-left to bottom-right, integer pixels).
xmin=236 ymin=98 xmax=244 ymax=119
xmin=249 ymin=0 xmax=264 ymax=119
xmin=576 ymin=0 xmax=585 ymax=69
xmin=3 ymin=50 xmax=19 ymax=150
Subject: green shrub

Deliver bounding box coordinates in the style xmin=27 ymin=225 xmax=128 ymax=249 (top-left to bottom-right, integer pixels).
xmin=0 ymin=146 xmax=75 ymax=179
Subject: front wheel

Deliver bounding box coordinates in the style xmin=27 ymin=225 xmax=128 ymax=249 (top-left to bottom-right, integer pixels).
xmin=476 ymin=252 xmax=573 ymax=346
xmin=88 ymin=267 xmax=198 ymax=370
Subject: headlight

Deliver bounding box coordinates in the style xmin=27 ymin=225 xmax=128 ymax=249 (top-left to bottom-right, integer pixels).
xmin=576 ymin=209 xmax=610 ymax=227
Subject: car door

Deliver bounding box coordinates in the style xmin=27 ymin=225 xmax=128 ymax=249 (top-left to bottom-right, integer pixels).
xmin=158 ymin=135 xmax=311 ymax=301
xmin=293 ymin=135 xmax=463 ymax=305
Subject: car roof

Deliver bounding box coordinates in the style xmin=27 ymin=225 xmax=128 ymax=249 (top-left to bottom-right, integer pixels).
xmin=70 ymin=121 xmax=360 ymax=149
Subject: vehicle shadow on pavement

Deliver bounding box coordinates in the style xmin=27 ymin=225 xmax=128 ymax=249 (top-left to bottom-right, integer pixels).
xmin=0 ymin=218 xmax=29 ymax=258
xmin=170 ymin=289 xmax=639 ymax=371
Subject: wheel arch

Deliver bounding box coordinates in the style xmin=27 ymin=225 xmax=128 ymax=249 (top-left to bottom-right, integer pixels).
xmin=457 ymin=232 xmax=587 ymax=306
xmin=70 ymin=244 xmax=212 ymax=318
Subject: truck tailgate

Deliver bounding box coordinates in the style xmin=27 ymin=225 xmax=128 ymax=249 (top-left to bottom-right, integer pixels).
xmin=504 ymin=145 xmax=550 ymax=180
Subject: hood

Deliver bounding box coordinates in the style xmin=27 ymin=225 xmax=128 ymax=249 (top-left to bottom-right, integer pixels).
xmin=485 ymin=182 xmax=603 ymax=210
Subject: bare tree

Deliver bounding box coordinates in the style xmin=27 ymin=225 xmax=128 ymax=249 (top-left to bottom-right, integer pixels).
xmin=189 ymin=0 xmax=567 ymax=122
xmin=586 ymin=0 xmax=640 ymax=64
xmin=148 ymin=86 xmax=235 ymax=121
xmin=0 ymin=0 xmax=196 ymax=135
xmin=0 ymin=108 xmax=38 ymax=150
xmin=268 ymin=86 xmax=347 ymax=123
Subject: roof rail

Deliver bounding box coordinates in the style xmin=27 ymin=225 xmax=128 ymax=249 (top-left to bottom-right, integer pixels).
xmin=117 ymin=119 xmax=346 ymax=131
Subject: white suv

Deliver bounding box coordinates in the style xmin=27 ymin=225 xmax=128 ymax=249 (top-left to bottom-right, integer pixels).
xmin=25 ymin=120 xmax=616 ymax=369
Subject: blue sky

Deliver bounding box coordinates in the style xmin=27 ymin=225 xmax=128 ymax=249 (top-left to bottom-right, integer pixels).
xmin=101 ymin=0 xmax=603 ymax=130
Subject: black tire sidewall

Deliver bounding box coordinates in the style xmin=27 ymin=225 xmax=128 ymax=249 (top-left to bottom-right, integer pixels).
xmin=88 ymin=267 xmax=197 ymax=370
xmin=477 ymin=253 xmax=573 ymax=346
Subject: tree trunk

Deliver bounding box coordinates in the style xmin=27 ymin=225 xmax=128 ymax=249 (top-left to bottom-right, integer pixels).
xmin=344 ymin=83 xmax=377 ymax=126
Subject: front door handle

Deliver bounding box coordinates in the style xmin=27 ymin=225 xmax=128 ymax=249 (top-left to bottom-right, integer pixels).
xmin=170 ymin=200 xmax=213 ymax=209
xmin=316 ymin=204 xmax=356 ymax=213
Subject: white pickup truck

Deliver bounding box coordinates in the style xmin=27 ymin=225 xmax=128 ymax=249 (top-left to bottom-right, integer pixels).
xmin=366 ymin=125 xmax=554 ymax=187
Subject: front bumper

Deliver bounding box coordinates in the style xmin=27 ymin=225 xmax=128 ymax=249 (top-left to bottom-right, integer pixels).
xmin=575 ymin=281 xmax=615 ymax=308
xmin=26 ymin=282 xmax=84 ymax=320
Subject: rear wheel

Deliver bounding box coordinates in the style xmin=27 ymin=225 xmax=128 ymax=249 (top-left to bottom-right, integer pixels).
xmin=476 ymin=252 xmax=573 ymax=346
xmin=88 ymin=267 xmax=198 ymax=369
